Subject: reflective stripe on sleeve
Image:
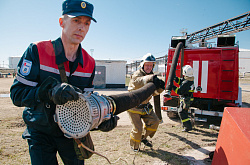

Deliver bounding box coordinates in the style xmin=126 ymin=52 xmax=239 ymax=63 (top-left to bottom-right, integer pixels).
xmin=16 ymin=75 xmax=38 ymax=87
xmin=174 ymin=87 xmax=179 ymax=94
xmin=182 ymin=118 xmax=190 ymax=123
xmin=84 ymin=88 xmax=94 ymax=92
xmin=177 ymin=78 xmax=181 ymax=84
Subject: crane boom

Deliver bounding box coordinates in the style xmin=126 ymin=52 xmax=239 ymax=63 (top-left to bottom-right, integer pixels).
xmin=187 ymin=11 xmax=250 ymax=44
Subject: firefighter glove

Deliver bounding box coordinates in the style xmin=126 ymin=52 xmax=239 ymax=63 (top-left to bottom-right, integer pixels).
xmin=38 ymin=76 xmax=60 ymax=103
xmin=49 ymin=83 xmax=82 ymax=105
xmin=153 ymin=75 xmax=165 ymax=89
xmin=173 ymin=76 xmax=178 ymax=82
xmin=159 ymin=79 xmax=165 ymax=89
xmin=98 ymin=114 xmax=120 ymax=132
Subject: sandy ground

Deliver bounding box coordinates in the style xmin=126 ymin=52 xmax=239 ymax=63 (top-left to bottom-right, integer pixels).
xmin=0 ymin=77 xmax=250 ymax=164
xmin=93 ymin=80 xmax=250 ymax=164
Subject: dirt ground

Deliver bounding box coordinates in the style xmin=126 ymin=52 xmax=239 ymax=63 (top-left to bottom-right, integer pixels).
xmin=0 ymin=76 xmax=250 ymax=165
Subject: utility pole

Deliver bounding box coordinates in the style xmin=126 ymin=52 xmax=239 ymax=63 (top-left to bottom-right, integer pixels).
xmin=90 ymin=49 xmax=94 ymax=57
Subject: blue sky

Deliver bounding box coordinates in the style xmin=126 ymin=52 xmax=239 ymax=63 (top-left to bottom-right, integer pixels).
xmin=0 ymin=0 xmax=249 ymax=67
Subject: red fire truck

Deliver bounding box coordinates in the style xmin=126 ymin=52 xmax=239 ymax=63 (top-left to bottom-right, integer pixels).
xmin=161 ymin=12 xmax=249 ymax=120
xmin=161 ymin=35 xmax=242 ymax=120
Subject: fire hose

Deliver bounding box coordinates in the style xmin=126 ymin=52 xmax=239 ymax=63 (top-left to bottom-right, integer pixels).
xmin=54 ymin=82 xmax=157 ymax=163
xmin=164 ymin=42 xmax=184 ymax=97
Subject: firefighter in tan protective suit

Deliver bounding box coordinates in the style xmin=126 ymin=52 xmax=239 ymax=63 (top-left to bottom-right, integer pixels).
xmin=127 ymin=53 xmax=165 ymax=151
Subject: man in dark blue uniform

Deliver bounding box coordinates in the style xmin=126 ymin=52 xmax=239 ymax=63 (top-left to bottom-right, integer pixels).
xmin=10 ymin=1 xmax=118 ymax=164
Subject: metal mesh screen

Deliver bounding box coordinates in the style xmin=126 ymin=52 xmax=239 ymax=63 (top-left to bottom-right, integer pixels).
xmin=56 ymin=94 xmax=93 ymax=138
xmin=55 ymin=92 xmax=112 ymax=139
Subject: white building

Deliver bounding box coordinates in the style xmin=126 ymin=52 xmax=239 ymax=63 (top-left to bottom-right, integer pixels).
xmin=9 ymin=56 xmax=21 ymax=69
xmin=239 ymin=49 xmax=250 ymax=76
xmin=94 ymin=60 xmax=127 ymax=88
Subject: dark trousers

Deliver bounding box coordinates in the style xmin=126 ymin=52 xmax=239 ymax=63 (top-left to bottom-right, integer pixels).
xmin=22 ymin=127 xmax=84 ymax=165
xmin=179 ymin=98 xmax=192 ymax=129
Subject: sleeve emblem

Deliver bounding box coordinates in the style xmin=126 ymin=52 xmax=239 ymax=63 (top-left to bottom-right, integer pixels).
xmin=20 ymin=59 xmax=32 ymax=76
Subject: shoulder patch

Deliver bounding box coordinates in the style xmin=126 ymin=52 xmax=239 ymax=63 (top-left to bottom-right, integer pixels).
xmin=20 ymin=59 xmax=32 ymax=76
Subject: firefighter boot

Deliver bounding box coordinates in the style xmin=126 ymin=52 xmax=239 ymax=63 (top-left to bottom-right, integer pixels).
xmin=178 ymin=108 xmax=192 ymax=132
xmin=141 ymin=139 xmax=153 ymax=147
xmin=182 ymin=127 xmax=192 ymax=132
xmin=182 ymin=120 xmax=193 ymax=132
xmin=131 ymin=147 xmax=140 ymax=152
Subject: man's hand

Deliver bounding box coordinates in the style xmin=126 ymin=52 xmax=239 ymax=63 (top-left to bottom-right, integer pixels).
xmin=98 ymin=114 xmax=119 ymax=132
xmin=38 ymin=76 xmax=82 ymax=105
xmin=173 ymin=75 xmax=179 ymax=82
xmin=49 ymin=83 xmax=82 ymax=105
xmin=153 ymin=75 xmax=165 ymax=89
xmin=38 ymin=76 xmax=59 ymax=102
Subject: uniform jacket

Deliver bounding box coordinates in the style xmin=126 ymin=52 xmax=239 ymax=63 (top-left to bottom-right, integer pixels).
xmin=10 ymin=37 xmax=95 ymax=136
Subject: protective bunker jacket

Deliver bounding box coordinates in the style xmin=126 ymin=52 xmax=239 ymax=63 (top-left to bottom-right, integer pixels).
xmin=172 ymin=77 xmax=195 ymax=98
xmin=128 ymin=68 xmax=163 ymax=114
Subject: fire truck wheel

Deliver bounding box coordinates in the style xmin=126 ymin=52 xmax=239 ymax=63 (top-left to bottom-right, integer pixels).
xmin=167 ymin=111 xmax=178 ymax=119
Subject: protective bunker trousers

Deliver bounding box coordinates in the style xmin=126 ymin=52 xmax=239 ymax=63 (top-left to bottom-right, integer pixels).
xmin=127 ymin=109 xmax=159 ymax=150
xmin=178 ymin=98 xmax=192 ymax=129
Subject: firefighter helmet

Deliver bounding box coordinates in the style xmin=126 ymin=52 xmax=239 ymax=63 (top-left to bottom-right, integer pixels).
xmin=140 ymin=53 xmax=156 ymax=68
xmin=182 ymin=65 xmax=193 ymax=77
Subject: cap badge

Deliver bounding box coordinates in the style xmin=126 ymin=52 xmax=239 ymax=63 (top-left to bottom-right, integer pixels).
xmin=81 ymin=2 xmax=86 ymax=9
